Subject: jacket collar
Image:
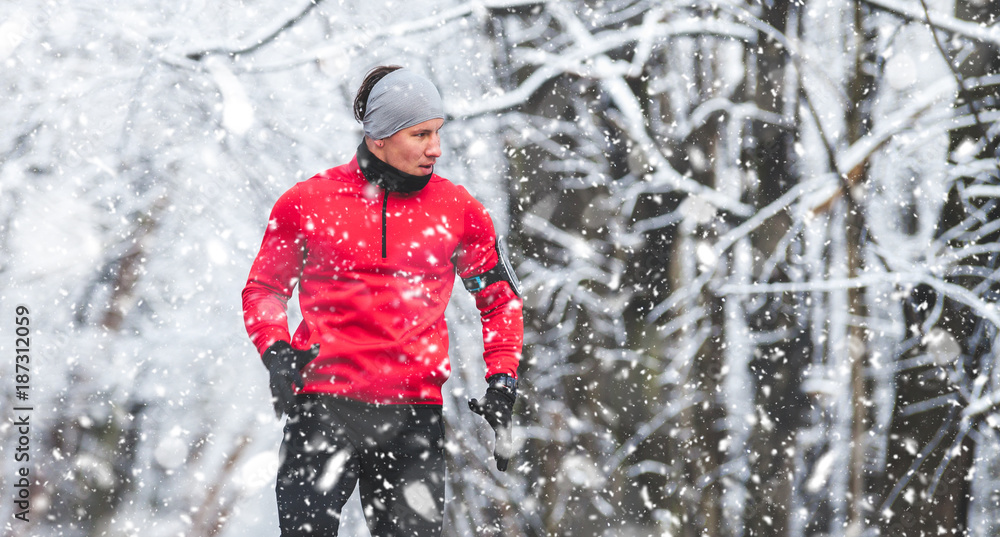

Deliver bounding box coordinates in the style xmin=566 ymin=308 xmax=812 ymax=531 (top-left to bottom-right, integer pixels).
xmin=356 ymin=140 xmax=431 ymax=193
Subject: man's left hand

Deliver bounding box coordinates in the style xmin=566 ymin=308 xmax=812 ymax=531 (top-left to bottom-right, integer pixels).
xmin=469 ymin=374 xmax=516 ymax=471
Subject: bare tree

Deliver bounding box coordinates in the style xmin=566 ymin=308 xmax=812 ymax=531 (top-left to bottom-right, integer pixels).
xmin=467 ymin=0 xmax=999 ymax=535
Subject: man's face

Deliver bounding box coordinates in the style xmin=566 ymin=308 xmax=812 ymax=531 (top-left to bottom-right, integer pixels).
xmin=379 ymin=118 xmax=444 ymax=176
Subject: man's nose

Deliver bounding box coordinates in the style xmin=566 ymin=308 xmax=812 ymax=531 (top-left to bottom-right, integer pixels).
xmin=427 ymin=134 xmax=442 ymax=158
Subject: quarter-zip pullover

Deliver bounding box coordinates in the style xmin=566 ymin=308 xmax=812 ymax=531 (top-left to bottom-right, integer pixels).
xmin=242 ymin=156 xmax=523 ymax=405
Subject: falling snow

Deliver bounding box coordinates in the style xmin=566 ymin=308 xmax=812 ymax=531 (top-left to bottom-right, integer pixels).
xmin=2 ymin=0 xmax=999 ymax=536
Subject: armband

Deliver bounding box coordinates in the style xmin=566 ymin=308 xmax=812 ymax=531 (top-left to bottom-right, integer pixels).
xmin=462 ymin=237 xmax=522 ymax=297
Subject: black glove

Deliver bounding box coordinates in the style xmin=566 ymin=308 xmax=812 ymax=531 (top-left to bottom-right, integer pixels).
xmin=262 ymin=341 xmax=319 ymax=419
xmin=468 ymin=374 xmax=517 ymax=471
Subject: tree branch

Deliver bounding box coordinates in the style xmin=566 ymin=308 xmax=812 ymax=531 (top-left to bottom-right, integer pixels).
xmin=917 ymin=0 xmax=1000 ymax=159
xmin=185 ymin=0 xmax=325 ymax=61
xmin=863 ymin=0 xmax=1000 ymax=47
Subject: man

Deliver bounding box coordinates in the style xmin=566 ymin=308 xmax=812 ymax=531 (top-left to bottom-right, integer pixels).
xmin=241 ymin=65 xmax=524 ymax=537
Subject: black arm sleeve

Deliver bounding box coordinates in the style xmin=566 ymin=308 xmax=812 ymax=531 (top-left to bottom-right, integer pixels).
xmin=462 ymin=236 xmax=522 ymax=297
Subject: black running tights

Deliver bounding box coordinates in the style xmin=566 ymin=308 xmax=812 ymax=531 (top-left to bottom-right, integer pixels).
xmin=276 ymin=394 xmax=445 ymax=537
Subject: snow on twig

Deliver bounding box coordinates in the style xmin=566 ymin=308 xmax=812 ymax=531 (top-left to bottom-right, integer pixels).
xmin=602 ymin=394 xmax=700 ymax=473
xmin=185 ymin=0 xmax=327 ymax=61
xmin=646 ymin=176 xmax=830 ymax=322
xmin=449 ymin=10 xmax=755 ymax=118
xmin=718 ymin=271 xmax=1000 ymax=330
xmin=864 ymin=0 xmax=1000 ymax=47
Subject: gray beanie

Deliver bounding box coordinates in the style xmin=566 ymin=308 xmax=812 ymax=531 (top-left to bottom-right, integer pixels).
xmin=363 ymin=70 xmax=445 ymax=140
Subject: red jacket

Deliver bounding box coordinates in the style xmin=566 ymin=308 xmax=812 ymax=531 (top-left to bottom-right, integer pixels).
xmin=242 ymin=156 xmax=523 ymax=405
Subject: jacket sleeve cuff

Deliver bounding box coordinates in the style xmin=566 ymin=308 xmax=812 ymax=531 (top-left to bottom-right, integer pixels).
xmin=485 ymin=354 xmax=520 ymax=380
xmin=252 ymin=328 xmax=292 ymax=357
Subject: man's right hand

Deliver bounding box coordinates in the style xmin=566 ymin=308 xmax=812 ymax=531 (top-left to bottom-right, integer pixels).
xmin=262 ymin=341 xmax=320 ymax=418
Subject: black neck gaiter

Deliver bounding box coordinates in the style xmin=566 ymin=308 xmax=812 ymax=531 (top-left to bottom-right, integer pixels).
xmin=356 ymin=141 xmax=431 ymax=193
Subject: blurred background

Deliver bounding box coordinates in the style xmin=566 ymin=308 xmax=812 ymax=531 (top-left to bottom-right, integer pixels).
xmin=1 ymin=0 xmax=999 ymax=535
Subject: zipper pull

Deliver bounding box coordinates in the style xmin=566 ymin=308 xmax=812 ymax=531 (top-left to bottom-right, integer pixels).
xmin=381 ymin=189 xmax=388 ymax=259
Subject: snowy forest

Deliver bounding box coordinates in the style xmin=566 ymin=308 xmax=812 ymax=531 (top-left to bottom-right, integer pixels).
xmin=1 ymin=0 xmax=999 ymax=535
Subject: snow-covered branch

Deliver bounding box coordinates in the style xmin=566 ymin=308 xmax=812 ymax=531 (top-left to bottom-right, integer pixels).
xmin=864 ymin=0 xmax=1000 ymax=47
xmin=717 ymin=271 xmax=1000 ymax=330
xmin=184 ymin=0 xmax=326 ymax=61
